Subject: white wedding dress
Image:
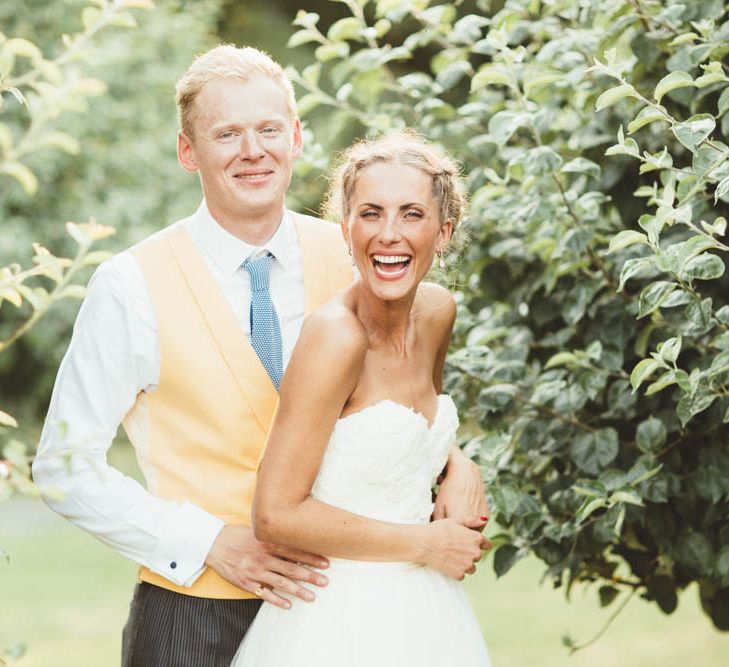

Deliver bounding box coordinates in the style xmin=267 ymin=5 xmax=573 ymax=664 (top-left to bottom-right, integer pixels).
xmin=231 ymin=395 xmax=491 ymax=666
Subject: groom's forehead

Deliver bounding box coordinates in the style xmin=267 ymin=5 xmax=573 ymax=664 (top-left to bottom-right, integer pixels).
xmin=191 ymin=76 xmax=296 ymax=125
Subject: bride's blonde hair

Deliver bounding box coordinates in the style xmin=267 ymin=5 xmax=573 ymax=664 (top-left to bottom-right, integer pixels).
xmin=324 ymin=129 xmax=466 ymax=232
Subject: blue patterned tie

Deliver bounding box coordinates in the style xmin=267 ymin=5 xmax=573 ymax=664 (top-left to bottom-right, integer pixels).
xmin=243 ymin=253 xmax=283 ymax=391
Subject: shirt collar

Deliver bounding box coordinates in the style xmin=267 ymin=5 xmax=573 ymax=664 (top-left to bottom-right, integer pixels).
xmin=189 ymin=200 xmax=295 ymax=276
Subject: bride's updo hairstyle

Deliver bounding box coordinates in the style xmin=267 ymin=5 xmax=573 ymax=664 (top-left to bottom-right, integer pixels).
xmin=324 ymin=129 xmax=466 ymax=235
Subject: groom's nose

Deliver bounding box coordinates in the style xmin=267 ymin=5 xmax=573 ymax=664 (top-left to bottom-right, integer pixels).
xmin=238 ymin=130 xmax=265 ymax=161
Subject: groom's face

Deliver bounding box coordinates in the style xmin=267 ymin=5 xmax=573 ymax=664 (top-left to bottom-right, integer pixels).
xmin=178 ymin=75 xmax=302 ymax=227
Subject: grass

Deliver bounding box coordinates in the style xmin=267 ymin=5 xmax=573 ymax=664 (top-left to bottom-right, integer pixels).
xmin=2 ymin=446 xmax=728 ymax=666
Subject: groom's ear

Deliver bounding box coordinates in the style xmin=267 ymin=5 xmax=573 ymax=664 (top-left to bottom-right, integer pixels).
xmin=177 ymin=132 xmax=198 ymax=172
xmin=291 ymin=117 xmax=303 ymax=159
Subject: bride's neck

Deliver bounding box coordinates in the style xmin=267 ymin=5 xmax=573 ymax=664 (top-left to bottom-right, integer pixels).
xmin=355 ymin=284 xmax=415 ymax=350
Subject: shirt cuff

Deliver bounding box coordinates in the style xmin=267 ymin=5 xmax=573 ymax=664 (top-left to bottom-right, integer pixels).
xmin=146 ymin=501 xmax=225 ymax=587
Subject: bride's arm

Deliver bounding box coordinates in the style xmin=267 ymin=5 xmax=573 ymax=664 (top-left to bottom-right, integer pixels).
xmin=253 ymin=305 xmax=486 ymax=578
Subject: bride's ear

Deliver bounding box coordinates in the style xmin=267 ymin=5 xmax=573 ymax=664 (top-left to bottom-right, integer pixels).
xmin=340 ymin=219 xmax=351 ymax=252
xmin=435 ymin=218 xmax=454 ymax=253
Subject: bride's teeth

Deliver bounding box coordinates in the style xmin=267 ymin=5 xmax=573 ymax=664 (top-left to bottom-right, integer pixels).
xmin=373 ymin=255 xmax=410 ymax=264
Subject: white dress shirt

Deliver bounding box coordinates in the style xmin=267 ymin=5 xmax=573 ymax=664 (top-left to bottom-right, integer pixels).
xmin=32 ymin=201 xmax=305 ymax=587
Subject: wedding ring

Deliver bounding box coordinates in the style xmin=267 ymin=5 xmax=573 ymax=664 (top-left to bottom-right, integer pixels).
xmin=254 ymin=585 xmax=264 ymax=597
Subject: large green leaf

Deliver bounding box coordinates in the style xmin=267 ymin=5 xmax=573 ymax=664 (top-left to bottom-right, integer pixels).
xmin=618 ymin=257 xmax=655 ymax=292
xmin=327 ymin=17 xmax=363 ymax=42
xmin=493 ymin=544 xmax=521 ymax=577
xmin=635 ymin=417 xmax=666 ymax=454
xmin=683 ymin=253 xmax=725 ymax=281
xmin=638 ymin=281 xmax=676 ymax=318
xmin=654 ymin=70 xmax=695 ymax=102
xmin=608 ymin=230 xmax=648 ymax=253
xmin=471 ymin=64 xmax=510 ymax=90
xmin=570 ymin=429 xmax=619 ymax=475
xmin=630 ymin=358 xmax=663 ymax=392
xmin=677 ymin=391 xmax=718 ymax=427
xmin=672 ymin=114 xmax=716 ymax=153
xmin=718 ymin=87 xmax=729 ymax=118
xmin=487 ymin=110 xmax=531 ymax=146
xmin=628 ymin=106 xmax=667 ymax=134
xmin=595 ymin=83 xmax=636 ymax=111
xmin=675 ymin=532 xmax=714 ymax=575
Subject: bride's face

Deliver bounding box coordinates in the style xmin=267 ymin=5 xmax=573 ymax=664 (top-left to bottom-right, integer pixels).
xmin=342 ymin=161 xmax=452 ymax=302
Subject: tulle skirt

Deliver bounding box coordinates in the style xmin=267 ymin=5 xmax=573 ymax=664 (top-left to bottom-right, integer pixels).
xmin=231 ymin=559 xmax=491 ymax=666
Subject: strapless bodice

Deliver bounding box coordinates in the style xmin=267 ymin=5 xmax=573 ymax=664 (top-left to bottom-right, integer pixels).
xmin=310 ymin=395 xmax=458 ymax=524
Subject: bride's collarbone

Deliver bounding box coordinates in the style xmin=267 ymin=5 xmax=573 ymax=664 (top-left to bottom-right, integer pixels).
xmin=345 ymin=369 xmax=439 ymax=423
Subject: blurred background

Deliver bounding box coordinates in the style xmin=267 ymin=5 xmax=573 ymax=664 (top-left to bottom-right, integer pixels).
xmin=2 ymin=0 xmax=729 ymax=664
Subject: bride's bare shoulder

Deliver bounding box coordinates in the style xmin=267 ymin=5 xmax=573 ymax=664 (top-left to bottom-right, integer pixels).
xmin=298 ymin=292 xmax=368 ymax=359
xmin=416 ymin=282 xmax=457 ymax=328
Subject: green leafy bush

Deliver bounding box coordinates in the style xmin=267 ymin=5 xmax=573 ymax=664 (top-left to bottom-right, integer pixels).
xmin=0 ymin=0 xmax=154 ymax=500
xmin=0 ymin=0 xmax=221 ymax=423
xmin=286 ymin=0 xmax=729 ymax=632
xmin=0 ymin=4 xmax=168 ymax=659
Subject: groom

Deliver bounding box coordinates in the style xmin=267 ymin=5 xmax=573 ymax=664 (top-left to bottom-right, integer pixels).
xmin=33 ymin=45 xmax=488 ymax=666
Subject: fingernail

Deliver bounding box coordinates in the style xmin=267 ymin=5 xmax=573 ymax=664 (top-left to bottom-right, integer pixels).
xmin=480 ymin=516 xmax=489 ymax=521
xmin=284 ymin=601 xmax=291 ymax=609
xmin=319 ymin=560 xmax=329 ymax=568
xmin=317 ymin=576 xmax=328 ymax=586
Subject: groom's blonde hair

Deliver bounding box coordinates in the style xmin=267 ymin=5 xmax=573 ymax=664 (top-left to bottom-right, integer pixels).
xmin=175 ymin=44 xmax=297 ymax=139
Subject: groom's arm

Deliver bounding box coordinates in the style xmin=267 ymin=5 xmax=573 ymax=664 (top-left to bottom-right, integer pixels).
xmin=33 ymin=255 xmax=329 ymax=603
xmin=432 ymin=448 xmax=490 ymax=525
xmin=430 ymin=291 xmax=490 ymax=526
xmin=32 ymin=256 xmax=223 ymax=586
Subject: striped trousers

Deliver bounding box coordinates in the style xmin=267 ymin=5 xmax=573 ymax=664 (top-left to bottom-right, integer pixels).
xmin=122 ymin=583 xmax=262 ymax=667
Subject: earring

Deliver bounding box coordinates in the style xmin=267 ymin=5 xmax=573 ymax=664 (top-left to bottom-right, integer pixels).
xmin=438 ymin=251 xmax=445 ymax=269
xmin=348 ymin=247 xmax=355 ymax=266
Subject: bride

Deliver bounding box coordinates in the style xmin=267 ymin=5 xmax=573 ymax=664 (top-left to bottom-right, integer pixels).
xmin=232 ymin=130 xmax=491 ymax=666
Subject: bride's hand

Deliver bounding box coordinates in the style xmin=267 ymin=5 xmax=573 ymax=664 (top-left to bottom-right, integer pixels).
xmin=205 ymin=524 xmax=330 ymax=609
xmin=418 ymin=518 xmax=491 ymax=580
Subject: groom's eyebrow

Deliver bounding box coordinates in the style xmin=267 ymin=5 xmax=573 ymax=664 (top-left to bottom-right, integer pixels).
xmin=208 ymin=117 xmax=286 ymax=132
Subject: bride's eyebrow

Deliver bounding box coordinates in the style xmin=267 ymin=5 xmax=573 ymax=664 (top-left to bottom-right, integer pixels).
xmin=357 ymin=202 xmax=426 ymax=210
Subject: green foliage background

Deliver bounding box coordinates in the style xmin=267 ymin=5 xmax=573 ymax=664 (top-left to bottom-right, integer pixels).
xmin=272 ymin=0 xmax=729 ymax=634
xmin=2 ymin=0 xmax=729 ymax=643
xmin=0 ymin=0 xmax=220 ymax=427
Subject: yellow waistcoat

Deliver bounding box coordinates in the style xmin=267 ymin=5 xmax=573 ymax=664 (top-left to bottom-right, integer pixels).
xmin=123 ymin=212 xmax=352 ymax=599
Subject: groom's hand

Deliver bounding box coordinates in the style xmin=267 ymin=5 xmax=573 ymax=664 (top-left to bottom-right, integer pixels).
xmin=205 ymin=524 xmax=329 ymax=609
xmin=432 ymin=447 xmax=490 ymax=534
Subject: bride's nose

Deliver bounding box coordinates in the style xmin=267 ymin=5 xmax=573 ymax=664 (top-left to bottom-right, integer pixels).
xmin=377 ymin=214 xmax=402 ymax=243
